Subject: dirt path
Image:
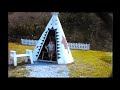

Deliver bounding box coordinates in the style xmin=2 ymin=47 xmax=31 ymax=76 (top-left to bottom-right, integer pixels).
xmin=25 ymin=61 xmax=70 ymax=78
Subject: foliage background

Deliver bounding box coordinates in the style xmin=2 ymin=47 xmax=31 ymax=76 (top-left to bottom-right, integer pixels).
xmin=8 ymin=12 xmax=113 ymax=51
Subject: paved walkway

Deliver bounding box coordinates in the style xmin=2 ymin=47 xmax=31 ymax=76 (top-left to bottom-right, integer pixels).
xmin=25 ymin=61 xmax=70 ymax=78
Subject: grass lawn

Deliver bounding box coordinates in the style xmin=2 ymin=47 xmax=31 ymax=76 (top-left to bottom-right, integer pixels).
xmin=67 ymin=50 xmax=112 ymax=78
xmin=8 ymin=42 xmax=112 ymax=78
xmin=8 ymin=42 xmax=35 ymax=77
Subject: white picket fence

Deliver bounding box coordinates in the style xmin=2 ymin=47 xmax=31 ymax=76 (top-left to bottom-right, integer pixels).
xmin=21 ymin=39 xmax=38 ymax=46
xmin=21 ymin=39 xmax=90 ymax=50
xmin=68 ymin=43 xmax=90 ymax=50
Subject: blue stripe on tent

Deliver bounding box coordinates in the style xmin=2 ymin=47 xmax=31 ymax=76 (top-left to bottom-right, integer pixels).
xmin=57 ymin=53 xmax=60 ymax=55
xmin=56 ymin=38 xmax=59 ymax=40
xmin=57 ymin=41 xmax=60 ymax=43
xmin=56 ymin=35 xmax=59 ymax=37
xmin=57 ymin=44 xmax=60 ymax=46
xmin=58 ymin=57 xmax=61 ymax=59
xmin=51 ymin=27 xmax=54 ymax=29
xmin=57 ymin=47 xmax=60 ymax=49
xmin=37 ymin=46 xmax=41 ymax=48
xmin=56 ymin=32 xmax=59 ymax=34
xmin=44 ymin=34 xmax=47 ymax=36
xmin=45 ymin=31 xmax=48 ymax=33
xmin=57 ymin=50 xmax=60 ymax=52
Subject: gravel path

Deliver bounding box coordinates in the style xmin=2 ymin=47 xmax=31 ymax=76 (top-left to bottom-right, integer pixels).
xmin=25 ymin=61 xmax=70 ymax=78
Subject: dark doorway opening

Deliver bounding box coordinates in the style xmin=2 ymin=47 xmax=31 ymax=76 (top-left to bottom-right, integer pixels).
xmin=38 ymin=29 xmax=57 ymax=62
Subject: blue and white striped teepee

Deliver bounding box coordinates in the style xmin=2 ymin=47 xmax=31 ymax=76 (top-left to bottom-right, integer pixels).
xmin=32 ymin=12 xmax=74 ymax=64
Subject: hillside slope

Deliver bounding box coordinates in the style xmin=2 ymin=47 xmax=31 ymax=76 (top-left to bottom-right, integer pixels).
xmin=8 ymin=12 xmax=112 ymax=51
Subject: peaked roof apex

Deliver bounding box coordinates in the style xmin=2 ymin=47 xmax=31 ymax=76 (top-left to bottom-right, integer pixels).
xmin=51 ymin=12 xmax=59 ymax=16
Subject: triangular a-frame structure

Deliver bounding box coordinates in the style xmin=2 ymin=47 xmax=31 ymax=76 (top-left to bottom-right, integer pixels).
xmin=33 ymin=12 xmax=74 ymax=64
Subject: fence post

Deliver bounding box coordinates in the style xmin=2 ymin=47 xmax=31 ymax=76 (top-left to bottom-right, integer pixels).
xmin=78 ymin=43 xmax=80 ymax=49
xmin=24 ymin=39 xmax=27 ymax=45
xmin=87 ymin=43 xmax=89 ymax=50
xmin=23 ymin=39 xmax=25 ymax=45
xmin=73 ymin=43 xmax=75 ymax=49
xmin=83 ymin=43 xmax=84 ymax=50
xmin=85 ymin=43 xmax=87 ymax=50
xmin=70 ymin=43 xmax=71 ymax=49
xmin=88 ymin=43 xmax=90 ymax=50
xmin=69 ymin=43 xmax=70 ymax=49
xmin=68 ymin=43 xmax=70 ymax=49
xmin=75 ymin=43 xmax=77 ymax=49
xmin=27 ymin=39 xmax=29 ymax=45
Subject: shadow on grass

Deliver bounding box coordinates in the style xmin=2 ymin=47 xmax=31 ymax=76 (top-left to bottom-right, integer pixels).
xmin=8 ymin=60 xmax=31 ymax=77
xmin=8 ymin=60 xmax=31 ymax=69
xmin=100 ymin=55 xmax=112 ymax=64
xmin=67 ymin=60 xmax=112 ymax=78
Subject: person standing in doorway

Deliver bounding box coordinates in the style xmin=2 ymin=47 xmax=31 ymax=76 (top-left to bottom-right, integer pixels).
xmin=45 ymin=40 xmax=55 ymax=60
